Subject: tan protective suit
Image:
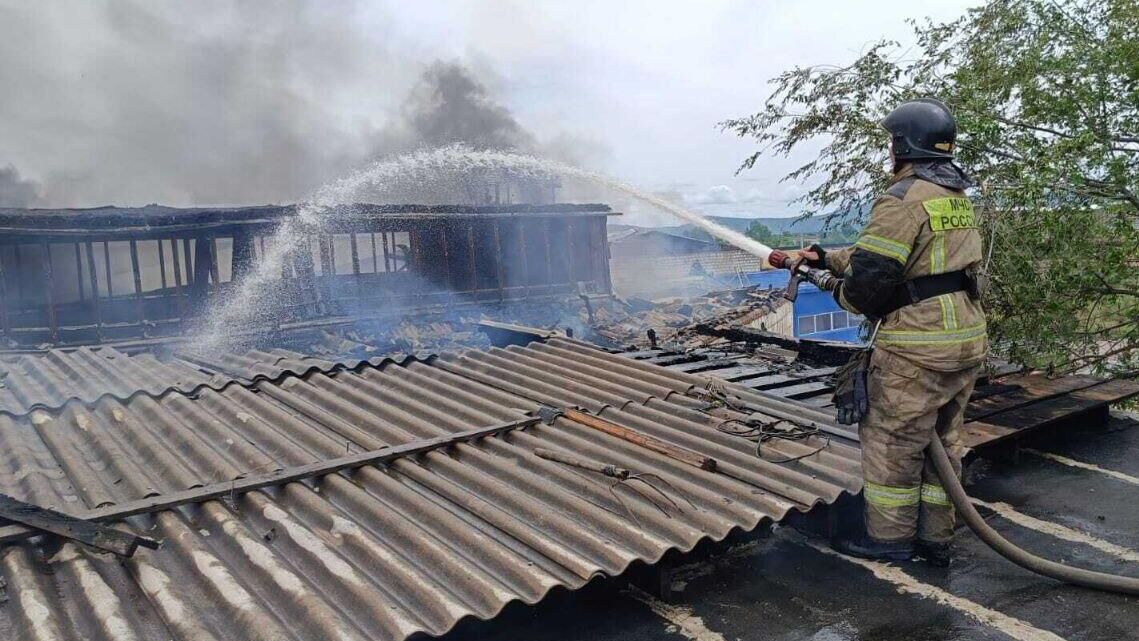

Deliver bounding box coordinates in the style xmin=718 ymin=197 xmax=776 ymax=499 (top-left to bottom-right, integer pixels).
xmin=827 ymin=163 xmax=987 ymax=543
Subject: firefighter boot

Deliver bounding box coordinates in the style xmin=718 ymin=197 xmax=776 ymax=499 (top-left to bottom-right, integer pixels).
xmin=832 ymin=534 xmax=914 ymax=562
xmin=914 ymin=540 xmax=952 ymax=567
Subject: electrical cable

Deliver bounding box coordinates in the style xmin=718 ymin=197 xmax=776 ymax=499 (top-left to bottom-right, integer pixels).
xmin=716 ymin=418 xmax=830 ymax=464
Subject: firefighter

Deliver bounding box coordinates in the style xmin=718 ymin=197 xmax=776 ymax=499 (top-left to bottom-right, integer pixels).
xmin=769 ymin=98 xmax=986 ymax=566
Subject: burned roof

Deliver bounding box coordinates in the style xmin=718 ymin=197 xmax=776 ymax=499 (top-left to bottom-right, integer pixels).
xmin=0 ymin=202 xmax=614 ymax=237
xmin=0 ymin=337 xmax=861 ymax=641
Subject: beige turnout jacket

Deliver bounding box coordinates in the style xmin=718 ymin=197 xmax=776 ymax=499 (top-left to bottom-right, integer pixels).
xmin=827 ymin=164 xmax=987 ymax=372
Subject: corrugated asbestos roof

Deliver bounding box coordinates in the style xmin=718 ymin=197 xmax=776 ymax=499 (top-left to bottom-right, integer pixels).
xmin=0 ymin=347 xmax=217 ymax=416
xmin=0 ymin=337 xmax=861 ymax=641
xmin=173 ymin=348 xmax=379 ymax=382
xmin=0 ymin=347 xmax=397 ymax=417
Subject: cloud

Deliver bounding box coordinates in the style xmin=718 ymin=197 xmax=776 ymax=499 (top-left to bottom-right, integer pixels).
xmin=686 ymin=184 xmax=768 ymax=205
xmin=688 ymin=184 xmax=737 ymax=205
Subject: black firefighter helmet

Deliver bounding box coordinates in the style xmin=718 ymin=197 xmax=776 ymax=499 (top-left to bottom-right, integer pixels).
xmin=881 ymin=98 xmax=956 ymax=161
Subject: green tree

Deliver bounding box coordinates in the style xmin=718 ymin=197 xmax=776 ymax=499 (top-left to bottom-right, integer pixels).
xmin=746 ymin=221 xmax=775 ymax=244
xmin=721 ymin=0 xmax=1139 ymax=374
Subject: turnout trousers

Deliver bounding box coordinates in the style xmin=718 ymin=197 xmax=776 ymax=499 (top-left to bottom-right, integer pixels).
xmin=859 ymin=349 xmax=981 ymax=543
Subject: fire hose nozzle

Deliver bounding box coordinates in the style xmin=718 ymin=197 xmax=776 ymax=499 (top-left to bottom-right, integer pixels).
xmin=783 ymin=259 xmax=840 ymax=301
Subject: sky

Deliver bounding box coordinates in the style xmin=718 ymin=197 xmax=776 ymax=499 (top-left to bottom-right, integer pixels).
xmin=0 ymin=0 xmax=977 ymax=221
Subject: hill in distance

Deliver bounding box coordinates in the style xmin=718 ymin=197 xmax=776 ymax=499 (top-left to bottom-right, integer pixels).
xmin=651 ymin=215 xmax=829 ymax=240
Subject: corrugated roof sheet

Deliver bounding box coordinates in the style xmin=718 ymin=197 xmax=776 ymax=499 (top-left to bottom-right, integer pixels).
xmin=0 ymin=347 xmax=216 ymax=417
xmin=0 ymin=337 xmax=860 ymax=641
xmin=0 ymin=347 xmax=409 ymax=417
xmin=174 ymin=347 xmax=378 ymax=382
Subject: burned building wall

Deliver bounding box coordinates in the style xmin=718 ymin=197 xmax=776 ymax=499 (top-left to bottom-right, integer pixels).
xmin=0 ymin=204 xmax=613 ymax=347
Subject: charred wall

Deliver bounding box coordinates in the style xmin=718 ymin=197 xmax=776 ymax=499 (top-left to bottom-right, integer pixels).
xmin=0 ymin=204 xmax=613 ymax=347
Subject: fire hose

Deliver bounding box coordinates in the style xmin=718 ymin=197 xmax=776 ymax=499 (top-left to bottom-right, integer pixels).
xmin=928 ymin=437 xmax=1139 ymax=595
xmin=764 ymin=251 xmax=1139 ymax=594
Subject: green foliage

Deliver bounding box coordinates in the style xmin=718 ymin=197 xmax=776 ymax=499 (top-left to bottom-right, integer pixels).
xmin=746 ymin=220 xmax=858 ymax=247
xmin=746 ymin=221 xmax=793 ymax=247
xmin=722 ymin=0 xmax=1139 ymax=374
xmin=820 ymin=222 xmax=860 ymax=244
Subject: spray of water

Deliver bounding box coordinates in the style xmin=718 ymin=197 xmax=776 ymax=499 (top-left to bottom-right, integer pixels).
xmin=193 ymin=146 xmax=774 ymax=353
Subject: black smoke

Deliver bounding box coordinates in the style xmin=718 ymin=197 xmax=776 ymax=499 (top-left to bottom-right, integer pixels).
xmin=378 ymin=62 xmax=536 ymax=154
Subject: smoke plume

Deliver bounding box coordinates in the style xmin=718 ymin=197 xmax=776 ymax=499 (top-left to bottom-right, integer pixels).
xmin=0 ymin=165 xmax=40 ymax=207
xmin=375 ymin=62 xmax=536 ymax=155
xmin=0 ymin=2 xmax=609 ymax=209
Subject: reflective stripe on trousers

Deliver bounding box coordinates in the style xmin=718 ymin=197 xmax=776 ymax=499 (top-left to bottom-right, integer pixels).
xmin=864 ymin=482 xmax=920 ymax=508
xmin=920 ymin=482 xmax=950 ymax=506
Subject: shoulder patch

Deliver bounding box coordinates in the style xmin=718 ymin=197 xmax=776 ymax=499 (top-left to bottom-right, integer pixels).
xmin=923 ymin=197 xmax=976 ymax=231
xmin=886 ymin=177 xmax=917 ymax=200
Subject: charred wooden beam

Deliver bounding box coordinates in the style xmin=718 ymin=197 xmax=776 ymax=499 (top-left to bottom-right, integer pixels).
xmin=587 ymin=218 xmax=607 ymax=293
xmin=467 ymin=223 xmax=477 ymax=292
xmin=0 ymin=248 xmax=9 ymax=339
xmin=565 ymin=219 xmax=578 ymax=283
xmin=543 ymin=219 xmax=554 ymax=284
xmin=291 ymin=242 xmax=319 ymax=317
xmin=349 ymin=232 xmax=362 ymax=304
xmin=182 ymin=238 xmax=194 ymax=286
xmin=40 ymin=243 xmax=59 ymax=344
xmin=191 ymin=237 xmax=213 ymax=306
xmin=0 ymin=250 xmax=8 ymax=339
xmin=12 ymin=244 xmax=24 ymax=301
xmin=208 ymin=238 xmax=221 ymax=286
xmin=169 ymin=239 xmax=186 ymax=326
xmin=156 ymin=238 xmax=168 ymax=291
xmin=517 ymin=220 xmax=530 ymax=295
xmin=317 ymin=233 xmax=334 ymax=311
xmin=83 ymin=241 xmax=102 ymax=341
xmin=128 ymin=240 xmax=145 ymax=328
xmin=73 ymin=243 xmax=85 ymax=302
xmin=692 ymin=323 xmax=859 ymax=367
xmin=231 ymin=229 xmax=255 ymax=283
xmin=0 ymin=492 xmax=160 ymax=557
xmin=440 ymin=226 xmax=453 ymax=293
xmin=100 ymin=241 xmax=114 ymax=299
xmin=493 ymin=221 xmax=505 ymax=301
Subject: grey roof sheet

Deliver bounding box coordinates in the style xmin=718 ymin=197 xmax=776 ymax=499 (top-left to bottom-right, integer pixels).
xmin=0 ymin=347 xmax=216 ymax=416
xmin=0 ymin=347 xmax=413 ymax=417
xmin=0 ymin=337 xmax=860 ymax=641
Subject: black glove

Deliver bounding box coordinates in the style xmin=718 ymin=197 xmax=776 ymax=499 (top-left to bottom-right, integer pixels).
xmin=832 ymin=350 xmax=871 ymax=425
xmin=802 ymin=243 xmax=827 ymax=270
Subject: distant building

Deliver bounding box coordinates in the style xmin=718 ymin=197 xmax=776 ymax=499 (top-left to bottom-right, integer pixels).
xmin=745 ymin=270 xmax=865 ymax=343
xmin=607 ymin=228 xmax=719 ymax=259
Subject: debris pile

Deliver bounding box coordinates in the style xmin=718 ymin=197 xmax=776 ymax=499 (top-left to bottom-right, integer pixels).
xmin=254 ymin=285 xmax=788 ymax=359
xmin=590 ymin=286 xmax=789 ymax=350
